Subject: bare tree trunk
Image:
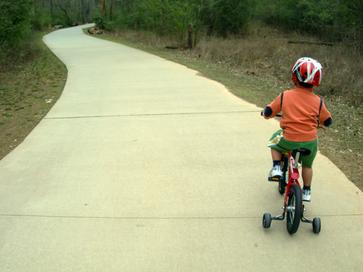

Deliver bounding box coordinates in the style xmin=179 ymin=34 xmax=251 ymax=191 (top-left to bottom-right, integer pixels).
xmin=49 ymin=0 xmax=54 ymax=19
xmin=109 ymin=0 xmax=114 ymax=20
xmin=85 ymin=0 xmax=91 ymax=22
xmin=80 ymin=0 xmax=85 ymax=23
xmin=100 ymin=0 xmax=106 ymax=17
xmin=188 ymin=24 xmax=193 ymax=49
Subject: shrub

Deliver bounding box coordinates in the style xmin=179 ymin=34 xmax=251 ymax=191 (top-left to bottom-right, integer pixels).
xmin=31 ymin=8 xmax=53 ymax=31
xmin=255 ymin=0 xmax=363 ymax=48
xmin=200 ymin=0 xmax=253 ymax=37
xmin=0 ymin=0 xmax=32 ymax=50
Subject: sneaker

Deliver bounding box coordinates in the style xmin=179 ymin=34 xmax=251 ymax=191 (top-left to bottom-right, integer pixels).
xmin=268 ymin=165 xmax=282 ymax=182
xmin=302 ymin=189 xmax=311 ymax=202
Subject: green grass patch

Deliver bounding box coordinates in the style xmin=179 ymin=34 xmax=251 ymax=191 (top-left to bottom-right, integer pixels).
xmin=86 ymin=28 xmax=362 ymax=191
xmin=0 ymin=31 xmax=67 ymax=159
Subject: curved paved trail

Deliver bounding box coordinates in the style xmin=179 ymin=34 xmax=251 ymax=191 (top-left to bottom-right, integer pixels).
xmin=0 ymin=25 xmax=362 ymax=271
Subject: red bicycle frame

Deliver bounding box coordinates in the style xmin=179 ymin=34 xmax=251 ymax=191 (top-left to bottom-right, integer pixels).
xmin=284 ymin=151 xmax=302 ymax=204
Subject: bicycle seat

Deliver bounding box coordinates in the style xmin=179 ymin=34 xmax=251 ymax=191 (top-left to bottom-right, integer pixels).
xmin=292 ymin=148 xmax=311 ymax=157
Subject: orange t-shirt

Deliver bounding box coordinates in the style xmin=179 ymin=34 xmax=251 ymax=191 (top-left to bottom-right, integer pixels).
xmin=268 ymin=87 xmax=332 ymax=142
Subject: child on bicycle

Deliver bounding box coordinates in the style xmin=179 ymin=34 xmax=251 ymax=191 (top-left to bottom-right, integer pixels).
xmin=262 ymin=57 xmax=333 ymax=202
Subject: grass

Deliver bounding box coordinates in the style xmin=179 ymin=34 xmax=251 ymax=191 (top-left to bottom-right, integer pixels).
xmin=86 ymin=27 xmax=362 ymax=191
xmin=0 ymin=32 xmax=67 ymax=159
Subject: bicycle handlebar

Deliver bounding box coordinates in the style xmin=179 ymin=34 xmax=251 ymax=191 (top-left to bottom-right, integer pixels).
xmin=260 ymin=111 xmax=282 ymax=118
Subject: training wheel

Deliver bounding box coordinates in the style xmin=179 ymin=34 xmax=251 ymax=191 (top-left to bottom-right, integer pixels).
xmin=262 ymin=213 xmax=272 ymax=228
xmin=312 ymin=217 xmax=321 ymax=234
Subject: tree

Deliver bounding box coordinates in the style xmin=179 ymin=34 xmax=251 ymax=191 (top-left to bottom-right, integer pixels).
xmin=100 ymin=0 xmax=106 ymax=17
xmin=109 ymin=0 xmax=115 ymax=20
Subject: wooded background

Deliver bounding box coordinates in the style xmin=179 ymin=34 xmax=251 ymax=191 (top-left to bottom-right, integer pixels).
xmin=1 ymin=0 xmax=362 ymax=55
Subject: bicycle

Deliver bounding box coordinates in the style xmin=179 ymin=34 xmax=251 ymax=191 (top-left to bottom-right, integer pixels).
xmin=262 ymin=148 xmax=321 ymax=234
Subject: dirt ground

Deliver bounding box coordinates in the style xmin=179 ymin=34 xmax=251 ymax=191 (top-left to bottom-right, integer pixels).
xmin=0 ymin=33 xmax=67 ymax=160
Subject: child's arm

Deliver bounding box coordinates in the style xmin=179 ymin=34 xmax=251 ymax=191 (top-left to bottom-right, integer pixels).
xmin=262 ymin=93 xmax=282 ymax=119
xmin=319 ymin=102 xmax=333 ymax=127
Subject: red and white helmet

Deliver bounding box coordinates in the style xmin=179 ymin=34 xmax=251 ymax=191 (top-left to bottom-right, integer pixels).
xmin=292 ymin=57 xmax=322 ymax=86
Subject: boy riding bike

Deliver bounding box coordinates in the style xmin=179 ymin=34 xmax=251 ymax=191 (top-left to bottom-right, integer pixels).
xmin=262 ymin=57 xmax=333 ymax=202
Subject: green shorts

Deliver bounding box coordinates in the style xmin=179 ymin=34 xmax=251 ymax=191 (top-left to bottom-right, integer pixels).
xmin=268 ymin=129 xmax=318 ymax=168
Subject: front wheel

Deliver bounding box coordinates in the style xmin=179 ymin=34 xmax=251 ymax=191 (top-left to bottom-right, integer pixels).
xmin=279 ymin=156 xmax=288 ymax=195
xmin=286 ymin=184 xmax=303 ymax=234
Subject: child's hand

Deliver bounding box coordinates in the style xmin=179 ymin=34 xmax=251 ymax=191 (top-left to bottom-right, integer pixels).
xmin=262 ymin=106 xmax=273 ymax=119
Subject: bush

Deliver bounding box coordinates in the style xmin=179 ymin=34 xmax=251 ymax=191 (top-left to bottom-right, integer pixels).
xmin=201 ymin=0 xmax=254 ymax=37
xmin=31 ymin=8 xmax=52 ymax=31
xmin=255 ymin=0 xmax=363 ymax=48
xmin=0 ymin=0 xmax=32 ymax=50
xmin=112 ymin=0 xmax=201 ymax=41
xmin=94 ymin=16 xmax=105 ymax=29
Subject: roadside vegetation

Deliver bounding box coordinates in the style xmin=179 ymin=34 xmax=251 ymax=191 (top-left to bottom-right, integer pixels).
xmin=0 ymin=1 xmax=67 ymax=159
xmin=0 ymin=33 xmax=67 ymax=160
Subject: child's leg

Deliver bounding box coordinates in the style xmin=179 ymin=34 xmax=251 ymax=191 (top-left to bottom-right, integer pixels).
xmin=302 ymin=167 xmax=313 ymax=201
xmin=269 ymin=149 xmax=283 ymax=179
xmin=267 ymin=130 xmax=284 ymax=179
xmin=302 ymin=167 xmax=313 ymax=187
xmin=300 ymin=140 xmax=317 ymax=188
xmin=271 ymin=149 xmax=282 ymax=161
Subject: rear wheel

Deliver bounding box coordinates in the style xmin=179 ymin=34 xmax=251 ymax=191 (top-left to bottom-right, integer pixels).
xmin=286 ymin=184 xmax=302 ymax=234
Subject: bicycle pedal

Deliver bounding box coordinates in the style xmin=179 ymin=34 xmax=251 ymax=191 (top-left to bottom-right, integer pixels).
xmin=268 ymin=176 xmax=280 ymax=182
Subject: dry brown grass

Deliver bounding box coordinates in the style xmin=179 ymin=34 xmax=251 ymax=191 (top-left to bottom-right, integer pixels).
xmin=111 ymin=26 xmax=363 ymax=106
xmin=193 ymin=31 xmax=363 ymax=107
xmin=110 ymin=30 xmax=177 ymax=48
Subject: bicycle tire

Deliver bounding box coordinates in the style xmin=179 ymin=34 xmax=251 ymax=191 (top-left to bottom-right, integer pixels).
xmin=278 ymin=156 xmax=288 ymax=195
xmin=262 ymin=213 xmax=272 ymax=229
xmin=312 ymin=217 xmax=321 ymax=234
xmin=286 ymin=184 xmax=302 ymax=234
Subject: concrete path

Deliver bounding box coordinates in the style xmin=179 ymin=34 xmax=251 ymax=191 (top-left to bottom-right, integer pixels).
xmin=0 ymin=25 xmax=362 ymax=271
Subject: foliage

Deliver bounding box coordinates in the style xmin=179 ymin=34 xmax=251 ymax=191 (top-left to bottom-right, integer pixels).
xmin=111 ymin=0 xmax=253 ymax=39
xmin=31 ymin=0 xmax=97 ymax=28
xmin=31 ymin=7 xmax=53 ymax=30
xmin=200 ymin=0 xmax=253 ymax=37
xmin=113 ymin=0 xmax=201 ymax=40
xmin=94 ymin=16 xmax=105 ymax=29
xmin=106 ymin=0 xmax=362 ymax=48
xmin=0 ymin=0 xmax=32 ymax=51
xmin=254 ymin=0 xmax=363 ymax=47
xmin=2 ymin=0 xmax=361 ymax=52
